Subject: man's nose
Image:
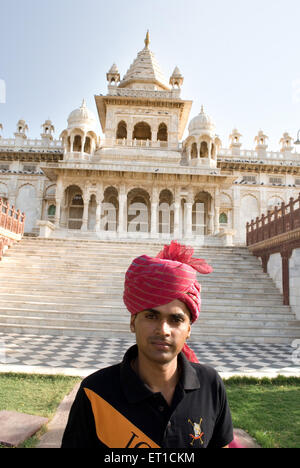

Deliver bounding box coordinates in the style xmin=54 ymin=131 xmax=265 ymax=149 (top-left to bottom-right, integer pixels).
xmin=155 ymin=319 xmax=171 ymax=335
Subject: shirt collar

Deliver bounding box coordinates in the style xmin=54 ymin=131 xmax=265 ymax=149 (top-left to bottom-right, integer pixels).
xmin=120 ymin=345 xmax=200 ymax=404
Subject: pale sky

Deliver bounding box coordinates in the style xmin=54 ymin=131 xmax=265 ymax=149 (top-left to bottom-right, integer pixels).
xmin=1 ymin=0 xmax=300 ymax=150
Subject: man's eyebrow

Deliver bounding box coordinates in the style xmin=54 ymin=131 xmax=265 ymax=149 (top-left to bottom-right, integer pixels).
xmin=144 ymin=308 xmax=186 ymax=317
xmin=144 ymin=308 xmax=160 ymax=314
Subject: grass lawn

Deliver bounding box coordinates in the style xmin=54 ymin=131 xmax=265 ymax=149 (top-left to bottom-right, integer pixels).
xmin=0 ymin=373 xmax=299 ymax=448
xmin=224 ymin=376 xmax=300 ymax=448
xmin=0 ymin=373 xmax=81 ymax=448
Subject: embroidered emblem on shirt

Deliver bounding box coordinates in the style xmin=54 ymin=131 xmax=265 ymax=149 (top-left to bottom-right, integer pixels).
xmin=188 ymin=418 xmax=204 ymax=446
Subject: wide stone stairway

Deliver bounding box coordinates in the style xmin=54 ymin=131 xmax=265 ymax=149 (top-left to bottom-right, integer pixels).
xmin=0 ymin=237 xmax=299 ymax=344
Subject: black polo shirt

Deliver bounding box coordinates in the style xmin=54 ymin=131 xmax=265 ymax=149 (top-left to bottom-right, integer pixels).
xmin=61 ymin=345 xmax=233 ymax=448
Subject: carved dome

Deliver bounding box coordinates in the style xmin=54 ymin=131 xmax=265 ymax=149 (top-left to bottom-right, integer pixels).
xmin=67 ymin=99 xmax=97 ymax=130
xmin=188 ymin=106 xmax=216 ymax=136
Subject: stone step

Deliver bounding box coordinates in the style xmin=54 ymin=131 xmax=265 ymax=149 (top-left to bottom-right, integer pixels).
xmin=5 ymin=253 xmax=256 ymax=264
xmin=0 ymin=260 xmax=263 ymax=270
xmin=0 ymin=279 xmax=280 ymax=292
xmin=0 ymin=316 xmax=299 ymax=341
xmin=0 ymin=262 xmax=265 ymax=273
xmin=1 ymin=238 xmax=298 ymax=345
xmin=0 ymin=289 xmax=283 ymax=302
xmin=0 ymin=277 xmax=278 ymax=290
xmin=0 ymin=322 xmax=295 ymax=344
xmin=0 ymin=296 xmax=286 ymax=311
xmin=16 ymin=239 xmax=248 ymax=249
xmin=0 ymin=307 xmax=295 ymax=322
xmin=0 ymin=303 xmax=291 ymax=314
xmin=7 ymin=247 xmax=250 ymax=258
xmin=0 ymin=268 xmax=271 ymax=280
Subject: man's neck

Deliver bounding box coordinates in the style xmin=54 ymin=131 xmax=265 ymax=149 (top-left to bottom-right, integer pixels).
xmin=132 ymin=352 xmax=180 ymax=404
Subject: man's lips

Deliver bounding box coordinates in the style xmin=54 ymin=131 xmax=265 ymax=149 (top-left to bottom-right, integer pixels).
xmin=150 ymin=340 xmax=172 ymax=348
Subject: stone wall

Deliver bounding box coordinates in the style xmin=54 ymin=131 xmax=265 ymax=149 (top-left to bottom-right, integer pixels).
xmin=267 ymin=249 xmax=300 ymax=319
xmin=290 ymin=249 xmax=300 ymax=320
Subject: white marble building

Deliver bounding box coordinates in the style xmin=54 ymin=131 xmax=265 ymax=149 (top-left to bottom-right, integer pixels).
xmin=1 ymin=32 xmax=300 ymax=245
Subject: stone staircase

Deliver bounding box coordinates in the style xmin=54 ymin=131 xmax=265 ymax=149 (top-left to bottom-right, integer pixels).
xmin=0 ymin=237 xmax=299 ymax=344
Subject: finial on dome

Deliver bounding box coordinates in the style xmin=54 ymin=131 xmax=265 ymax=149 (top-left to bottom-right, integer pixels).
xmin=201 ymin=105 xmax=204 ymax=113
xmin=144 ymin=30 xmax=150 ymax=49
xmin=81 ymin=98 xmax=86 ymax=108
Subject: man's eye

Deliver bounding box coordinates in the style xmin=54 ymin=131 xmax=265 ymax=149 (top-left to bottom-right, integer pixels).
xmin=146 ymin=313 xmax=156 ymax=319
xmin=172 ymin=316 xmax=184 ymax=323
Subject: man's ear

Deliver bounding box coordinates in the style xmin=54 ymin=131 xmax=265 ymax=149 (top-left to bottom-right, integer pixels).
xmin=130 ymin=315 xmax=136 ymax=333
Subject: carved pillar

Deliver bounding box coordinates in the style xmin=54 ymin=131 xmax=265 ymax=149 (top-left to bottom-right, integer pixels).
xmin=81 ymin=193 xmax=90 ymax=231
xmin=81 ymin=133 xmax=86 ymax=153
xmin=54 ymin=179 xmax=63 ymax=227
xmin=152 ymin=123 xmax=158 ymax=143
xmin=55 ymin=199 xmax=61 ymax=227
xmin=174 ymin=189 xmax=181 ymax=238
xmin=95 ymin=186 xmax=104 ymax=233
xmin=184 ymin=191 xmax=193 ymax=238
xmin=151 ymin=187 xmax=159 ymax=238
xmin=70 ymin=135 xmax=75 ymax=153
xmin=214 ymin=188 xmax=220 ymax=234
xmin=118 ymin=185 xmax=127 ymax=237
xmin=186 ymin=145 xmax=191 ymax=164
xmin=281 ymin=247 xmax=293 ymax=306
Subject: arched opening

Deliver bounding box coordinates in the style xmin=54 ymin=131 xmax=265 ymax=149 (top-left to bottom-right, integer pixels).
xmin=48 ymin=204 xmax=56 ymax=217
xmin=157 ymin=123 xmax=168 ymax=142
xmin=16 ymin=184 xmax=38 ymax=233
xmin=192 ymin=191 xmax=211 ymax=235
xmin=116 ymin=121 xmax=127 ymax=140
xmin=127 ymin=188 xmax=150 ymax=233
xmin=133 ymin=122 xmax=151 ymax=141
xmin=191 ymin=142 xmax=197 ymax=159
xmin=219 ymin=212 xmax=228 ymax=224
xmin=63 ymin=185 xmax=84 ymax=230
xmin=158 ymin=189 xmax=174 ymax=234
xmin=102 ymin=186 xmax=118 ymax=232
xmin=200 ymin=141 xmax=208 ymax=158
xmin=73 ymin=135 xmax=82 ymax=152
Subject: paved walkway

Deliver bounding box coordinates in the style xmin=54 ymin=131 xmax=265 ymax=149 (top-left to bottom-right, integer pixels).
xmin=0 ymin=332 xmax=299 ymax=378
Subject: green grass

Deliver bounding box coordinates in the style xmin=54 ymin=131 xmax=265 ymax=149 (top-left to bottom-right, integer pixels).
xmin=0 ymin=373 xmax=299 ymax=448
xmin=0 ymin=373 xmax=81 ymax=448
xmin=224 ymin=376 xmax=300 ymax=448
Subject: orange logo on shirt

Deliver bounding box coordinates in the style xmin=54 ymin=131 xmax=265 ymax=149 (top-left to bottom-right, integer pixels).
xmin=84 ymin=388 xmax=160 ymax=448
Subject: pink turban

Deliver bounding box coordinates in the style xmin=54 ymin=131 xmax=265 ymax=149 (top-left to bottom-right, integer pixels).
xmin=123 ymin=241 xmax=213 ymax=362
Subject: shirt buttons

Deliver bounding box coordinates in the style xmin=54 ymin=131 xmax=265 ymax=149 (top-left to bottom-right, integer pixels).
xmin=158 ymin=405 xmax=165 ymax=412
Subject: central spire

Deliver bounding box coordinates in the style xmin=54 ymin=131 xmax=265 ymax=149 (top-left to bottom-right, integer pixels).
xmin=144 ymin=30 xmax=150 ymax=49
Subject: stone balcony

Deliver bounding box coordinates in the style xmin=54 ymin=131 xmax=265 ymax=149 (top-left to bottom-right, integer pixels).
xmin=99 ymin=137 xmax=181 ymax=151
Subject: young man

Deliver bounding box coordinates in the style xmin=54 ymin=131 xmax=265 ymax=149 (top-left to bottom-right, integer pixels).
xmin=61 ymin=241 xmax=234 ymax=448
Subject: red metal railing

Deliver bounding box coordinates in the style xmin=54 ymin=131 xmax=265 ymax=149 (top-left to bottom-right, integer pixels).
xmin=247 ymin=193 xmax=300 ymax=247
xmin=0 ymin=198 xmax=25 ymax=260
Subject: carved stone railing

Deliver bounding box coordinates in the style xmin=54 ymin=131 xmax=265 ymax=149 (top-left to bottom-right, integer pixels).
xmin=0 ymin=198 xmax=25 ymax=260
xmin=246 ymin=194 xmax=300 ymax=305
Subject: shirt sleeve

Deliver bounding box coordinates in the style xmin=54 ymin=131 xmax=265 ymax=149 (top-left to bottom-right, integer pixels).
xmin=61 ymin=384 xmax=101 ymax=448
xmin=207 ymin=374 xmax=234 ymax=448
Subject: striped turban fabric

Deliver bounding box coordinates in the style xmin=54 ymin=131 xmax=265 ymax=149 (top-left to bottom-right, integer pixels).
xmin=123 ymin=241 xmax=213 ymax=363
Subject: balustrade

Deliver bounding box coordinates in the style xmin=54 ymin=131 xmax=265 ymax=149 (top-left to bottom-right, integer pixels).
xmin=246 ymin=193 xmax=300 ymax=306
xmin=246 ymin=194 xmax=300 ymax=247
xmin=0 ymin=198 xmax=25 ymax=260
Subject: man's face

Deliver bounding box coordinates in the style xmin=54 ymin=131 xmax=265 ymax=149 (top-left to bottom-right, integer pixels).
xmin=130 ymin=299 xmax=191 ymax=365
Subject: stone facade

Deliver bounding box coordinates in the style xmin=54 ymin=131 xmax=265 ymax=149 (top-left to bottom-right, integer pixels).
xmin=1 ymin=33 xmax=300 ymax=245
